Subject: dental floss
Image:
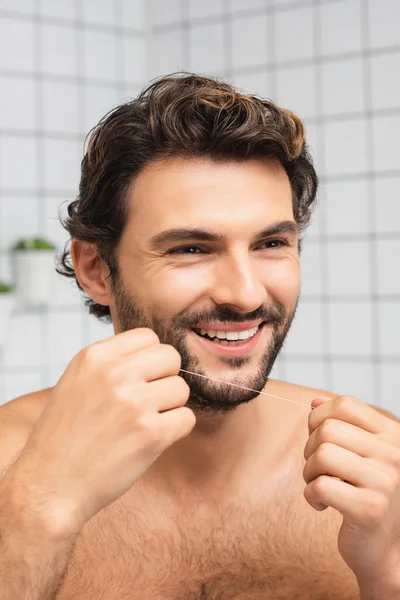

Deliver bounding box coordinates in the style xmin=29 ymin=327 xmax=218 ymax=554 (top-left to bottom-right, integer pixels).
xmin=179 ymin=369 xmax=313 ymax=409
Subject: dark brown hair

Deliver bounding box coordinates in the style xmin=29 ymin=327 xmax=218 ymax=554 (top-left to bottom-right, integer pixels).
xmin=57 ymin=72 xmax=318 ymax=322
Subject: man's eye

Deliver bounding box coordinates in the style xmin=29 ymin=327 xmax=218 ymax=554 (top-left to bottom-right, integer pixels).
xmin=258 ymin=239 xmax=288 ymax=249
xmin=168 ymin=246 xmax=204 ymax=255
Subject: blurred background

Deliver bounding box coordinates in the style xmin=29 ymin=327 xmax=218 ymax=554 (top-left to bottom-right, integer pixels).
xmin=0 ymin=0 xmax=399 ymax=413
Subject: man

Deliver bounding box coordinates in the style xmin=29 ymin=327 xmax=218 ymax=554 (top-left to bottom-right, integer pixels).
xmin=0 ymin=73 xmax=399 ymax=600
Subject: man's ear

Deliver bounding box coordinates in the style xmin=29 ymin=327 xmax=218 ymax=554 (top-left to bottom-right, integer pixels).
xmin=71 ymin=240 xmax=113 ymax=306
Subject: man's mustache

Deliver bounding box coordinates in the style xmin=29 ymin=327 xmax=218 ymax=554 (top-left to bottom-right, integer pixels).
xmin=172 ymin=304 xmax=286 ymax=328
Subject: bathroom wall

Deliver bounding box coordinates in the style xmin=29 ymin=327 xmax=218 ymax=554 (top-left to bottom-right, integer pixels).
xmin=0 ymin=0 xmax=399 ymax=414
xmin=0 ymin=0 xmax=146 ymax=402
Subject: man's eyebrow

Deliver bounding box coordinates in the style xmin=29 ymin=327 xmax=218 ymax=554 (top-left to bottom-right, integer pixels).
xmin=257 ymin=221 xmax=299 ymax=238
xmin=149 ymin=228 xmax=225 ymax=250
xmin=149 ymin=221 xmax=298 ymax=250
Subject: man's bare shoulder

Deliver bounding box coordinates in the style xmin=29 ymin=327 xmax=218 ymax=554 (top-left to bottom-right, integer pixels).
xmin=267 ymin=378 xmax=335 ymax=407
xmin=268 ymin=379 xmax=399 ymax=420
xmin=0 ymin=387 xmax=53 ymax=474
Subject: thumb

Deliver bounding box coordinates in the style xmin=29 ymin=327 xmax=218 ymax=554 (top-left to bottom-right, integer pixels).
xmin=311 ymin=396 xmax=332 ymax=409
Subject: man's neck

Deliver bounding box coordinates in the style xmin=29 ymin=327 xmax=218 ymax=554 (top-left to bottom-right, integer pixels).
xmin=147 ymin=392 xmax=293 ymax=499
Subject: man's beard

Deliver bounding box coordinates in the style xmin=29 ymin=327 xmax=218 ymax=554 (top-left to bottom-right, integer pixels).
xmin=111 ymin=276 xmax=298 ymax=414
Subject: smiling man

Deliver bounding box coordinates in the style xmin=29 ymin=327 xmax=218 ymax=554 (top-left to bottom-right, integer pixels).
xmin=1 ymin=73 xmax=400 ymax=600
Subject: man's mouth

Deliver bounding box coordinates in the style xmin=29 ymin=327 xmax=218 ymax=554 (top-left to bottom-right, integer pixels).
xmin=191 ymin=322 xmax=266 ymax=347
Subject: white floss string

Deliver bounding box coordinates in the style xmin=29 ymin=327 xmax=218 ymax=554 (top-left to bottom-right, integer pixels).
xmin=179 ymin=369 xmax=312 ymax=409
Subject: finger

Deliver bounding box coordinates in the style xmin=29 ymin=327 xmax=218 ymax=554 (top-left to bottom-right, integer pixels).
xmin=144 ymin=376 xmax=190 ymax=412
xmin=304 ymin=418 xmax=400 ymax=465
xmin=132 ymin=343 xmax=181 ymax=382
xmin=81 ymin=328 xmax=160 ymax=359
xmin=304 ymin=476 xmax=386 ymax=528
xmin=308 ymin=395 xmax=392 ymax=436
xmin=158 ymin=406 xmax=196 ymax=447
xmin=303 ymin=443 xmax=394 ymax=491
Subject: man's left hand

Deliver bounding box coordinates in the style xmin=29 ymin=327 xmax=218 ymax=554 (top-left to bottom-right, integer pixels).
xmin=303 ymin=395 xmax=400 ymax=598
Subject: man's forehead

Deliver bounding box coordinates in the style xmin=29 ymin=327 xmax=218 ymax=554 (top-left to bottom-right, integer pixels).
xmin=127 ymin=155 xmax=293 ymax=224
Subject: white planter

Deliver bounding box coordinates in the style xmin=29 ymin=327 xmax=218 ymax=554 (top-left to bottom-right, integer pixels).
xmin=13 ymin=250 xmax=55 ymax=309
xmin=0 ymin=293 xmax=14 ymax=345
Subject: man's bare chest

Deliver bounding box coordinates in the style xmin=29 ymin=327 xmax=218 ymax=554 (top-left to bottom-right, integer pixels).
xmin=55 ymin=485 xmax=355 ymax=600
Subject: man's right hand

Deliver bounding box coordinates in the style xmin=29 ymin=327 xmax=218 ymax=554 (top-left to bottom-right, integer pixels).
xmin=5 ymin=328 xmax=195 ymax=535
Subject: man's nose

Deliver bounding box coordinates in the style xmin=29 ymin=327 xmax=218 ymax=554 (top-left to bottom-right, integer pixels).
xmin=210 ymin=254 xmax=267 ymax=313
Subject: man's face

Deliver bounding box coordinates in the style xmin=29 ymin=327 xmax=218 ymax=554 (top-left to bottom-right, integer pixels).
xmin=109 ymin=156 xmax=300 ymax=413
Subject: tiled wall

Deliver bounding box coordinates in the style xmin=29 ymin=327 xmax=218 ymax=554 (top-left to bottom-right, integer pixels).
xmin=1 ymin=0 xmax=399 ymax=415
xmin=0 ymin=0 xmax=146 ymax=402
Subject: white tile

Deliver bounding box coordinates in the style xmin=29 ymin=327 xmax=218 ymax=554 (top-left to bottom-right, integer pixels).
xmin=325 ymin=179 xmax=370 ymax=236
xmin=151 ymin=0 xmax=182 ymax=26
xmin=284 ymin=301 xmax=324 ymax=356
xmin=0 ymin=196 xmax=39 ymax=250
xmin=330 ymin=302 xmax=373 ymax=356
xmin=327 ymin=241 xmax=371 ymax=296
xmin=372 ymin=115 xmax=400 ymax=172
xmin=4 ymin=371 xmax=43 ymax=403
xmin=231 ymin=71 xmax=270 ymax=98
xmin=380 ymin=364 xmax=400 ymax=416
xmin=4 ymin=315 xmax=43 ymax=368
xmin=276 ymin=64 xmax=316 ymax=120
xmin=122 ymin=0 xmax=146 ymax=30
xmin=0 ymin=250 xmax=12 ymax=283
xmin=87 ymin=313 xmax=114 ymax=344
xmin=0 ymin=77 xmax=36 ymax=130
xmin=189 ymin=22 xmax=225 ymax=74
xmin=331 ymin=362 xmax=374 ymax=405
xmin=320 ymin=0 xmax=362 ymax=56
xmin=274 ymin=6 xmax=314 ymax=63
xmin=0 ymin=0 xmax=35 ymax=13
xmin=230 ymin=0 xmax=267 ymax=10
xmin=189 ymin=0 xmax=224 ymax=19
xmin=53 ymin=272 xmax=85 ymax=308
xmin=84 ymin=30 xmax=117 ymax=81
xmin=299 ymin=240 xmax=323 ymax=296
xmin=231 ymin=13 xmax=268 ymax=69
xmin=369 ymin=0 xmax=400 ymax=49
xmin=321 ymin=58 xmax=364 ymax=116
xmin=371 ymin=53 xmax=400 ymax=111
xmin=43 ymin=81 xmax=79 ymax=133
xmin=284 ymin=360 xmax=326 ymax=391
xmin=41 ymin=23 xmax=77 ymax=77
xmin=43 ymin=195 xmax=71 ymax=248
xmin=83 ymin=84 xmax=119 ymax=133
xmin=40 ymin=0 xmax=76 ymax=20
xmin=0 ymin=17 xmax=35 ymax=72
xmin=273 ymin=0 xmax=306 ymax=4
xmin=123 ymin=35 xmax=146 ymax=83
xmin=324 ymin=119 xmax=368 ymax=176
xmin=149 ymin=29 xmax=183 ymax=80
xmin=379 ymin=302 xmax=400 ymax=356
xmin=305 ymin=195 xmax=325 ymax=239
xmin=303 ymin=122 xmax=321 ymax=177
xmin=44 ymin=311 xmax=85 ymax=365
xmin=375 ymin=177 xmax=400 ymax=233
xmin=377 ymin=240 xmax=400 ymax=295
xmin=43 ymin=139 xmax=82 ymax=191
xmin=0 ymin=136 xmax=38 ymax=190
xmin=82 ymin=0 xmax=116 ymax=26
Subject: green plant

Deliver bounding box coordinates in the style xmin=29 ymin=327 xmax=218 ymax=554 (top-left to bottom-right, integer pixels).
xmin=0 ymin=282 xmax=14 ymax=293
xmin=13 ymin=237 xmax=56 ymax=251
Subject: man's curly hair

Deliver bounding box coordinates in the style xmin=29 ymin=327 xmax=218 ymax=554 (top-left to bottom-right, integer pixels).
xmin=57 ymin=72 xmax=318 ymax=323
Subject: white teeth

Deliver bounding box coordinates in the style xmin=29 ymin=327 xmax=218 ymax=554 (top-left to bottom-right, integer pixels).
xmin=226 ymin=331 xmax=239 ymax=341
xmin=196 ymin=325 xmax=260 ymax=340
